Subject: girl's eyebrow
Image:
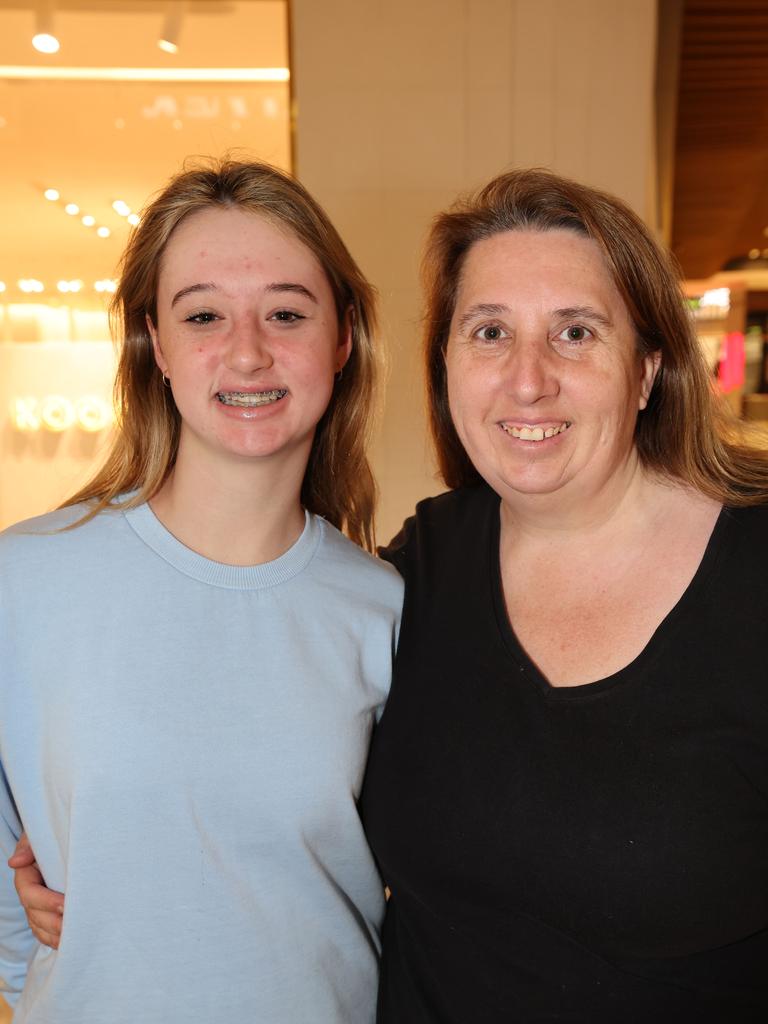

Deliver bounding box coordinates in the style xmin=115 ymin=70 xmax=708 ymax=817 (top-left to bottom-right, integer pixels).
xmin=171 ymin=281 xmax=217 ymax=307
xmin=170 ymin=281 xmax=319 ymax=308
xmin=265 ymin=282 xmax=318 ymax=303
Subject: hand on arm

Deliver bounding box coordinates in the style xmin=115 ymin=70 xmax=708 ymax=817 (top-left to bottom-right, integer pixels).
xmin=8 ymin=835 xmax=63 ymax=949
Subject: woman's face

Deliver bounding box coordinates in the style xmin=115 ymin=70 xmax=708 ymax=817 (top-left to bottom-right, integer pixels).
xmin=445 ymin=229 xmax=658 ymax=506
xmin=148 ymin=205 xmax=350 ymax=471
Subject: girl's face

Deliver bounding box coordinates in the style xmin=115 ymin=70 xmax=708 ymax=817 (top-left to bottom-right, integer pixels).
xmin=148 ymin=205 xmax=351 ymax=473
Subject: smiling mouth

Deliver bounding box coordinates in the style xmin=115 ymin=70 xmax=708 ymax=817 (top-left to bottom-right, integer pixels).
xmin=500 ymin=421 xmax=571 ymax=442
xmin=216 ymin=389 xmax=287 ymax=408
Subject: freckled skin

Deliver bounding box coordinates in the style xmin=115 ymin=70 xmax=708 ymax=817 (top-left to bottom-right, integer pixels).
xmin=147 ymin=207 xmax=351 ymax=475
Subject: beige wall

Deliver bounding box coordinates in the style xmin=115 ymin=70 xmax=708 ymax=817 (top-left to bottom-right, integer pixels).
xmin=291 ymin=0 xmax=658 ymax=542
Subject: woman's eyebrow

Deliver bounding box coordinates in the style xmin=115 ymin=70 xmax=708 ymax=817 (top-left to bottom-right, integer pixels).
xmin=554 ymin=305 xmax=613 ymax=329
xmin=454 ymin=303 xmax=509 ymax=332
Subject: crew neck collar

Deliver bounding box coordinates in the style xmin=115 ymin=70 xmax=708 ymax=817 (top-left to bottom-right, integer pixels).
xmin=123 ymin=500 xmax=321 ymax=590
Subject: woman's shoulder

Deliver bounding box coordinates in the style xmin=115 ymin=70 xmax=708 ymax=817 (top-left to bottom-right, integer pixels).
xmin=382 ymin=484 xmax=496 ymax=556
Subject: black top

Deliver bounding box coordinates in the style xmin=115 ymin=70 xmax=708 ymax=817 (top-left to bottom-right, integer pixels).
xmin=360 ymin=484 xmax=768 ymax=1022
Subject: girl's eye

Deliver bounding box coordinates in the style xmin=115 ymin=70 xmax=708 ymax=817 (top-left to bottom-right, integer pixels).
xmin=270 ymin=310 xmax=305 ymax=324
xmin=185 ymin=311 xmax=219 ymax=325
xmin=474 ymin=323 xmax=507 ymax=343
xmin=558 ymin=324 xmax=592 ymax=344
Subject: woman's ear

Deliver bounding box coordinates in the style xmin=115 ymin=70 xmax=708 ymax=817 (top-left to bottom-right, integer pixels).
xmin=638 ymin=350 xmax=661 ymax=411
xmin=337 ymin=306 xmax=354 ymax=373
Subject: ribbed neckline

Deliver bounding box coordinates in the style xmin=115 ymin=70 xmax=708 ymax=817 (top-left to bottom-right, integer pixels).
xmin=123 ymin=501 xmax=322 ymax=590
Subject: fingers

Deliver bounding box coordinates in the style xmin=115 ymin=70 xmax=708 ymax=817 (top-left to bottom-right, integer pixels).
xmin=13 ymin=861 xmax=65 ymax=950
xmin=7 ymin=832 xmax=35 ymax=868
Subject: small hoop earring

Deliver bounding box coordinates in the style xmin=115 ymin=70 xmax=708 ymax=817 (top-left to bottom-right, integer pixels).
xmin=335 ymin=368 xmax=343 ymax=383
xmin=161 ymin=373 xmax=171 ymax=388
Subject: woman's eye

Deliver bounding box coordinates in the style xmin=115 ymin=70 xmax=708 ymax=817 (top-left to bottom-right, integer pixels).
xmin=185 ymin=311 xmax=219 ymax=325
xmin=558 ymin=324 xmax=593 ymax=344
xmin=474 ymin=323 xmax=507 ymax=343
xmin=270 ymin=310 xmax=305 ymax=324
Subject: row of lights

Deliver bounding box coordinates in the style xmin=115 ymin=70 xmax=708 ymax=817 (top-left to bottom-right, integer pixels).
xmin=43 ymin=188 xmax=140 ymax=235
xmin=33 ymin=1 xmax=186 ymax=55
xmin=2 ymin=279 xmax=117 ymax=294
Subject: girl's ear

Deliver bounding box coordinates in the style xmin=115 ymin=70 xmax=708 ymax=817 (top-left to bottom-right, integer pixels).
xmin=146 ymin=313 xmax=167 ymax=375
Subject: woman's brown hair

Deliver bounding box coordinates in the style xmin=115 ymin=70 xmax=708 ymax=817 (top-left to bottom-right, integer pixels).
xmin=423 ymin=167 xmax=768 ymax=504
xmin=64 ymin=158 xmax=381 ymax=550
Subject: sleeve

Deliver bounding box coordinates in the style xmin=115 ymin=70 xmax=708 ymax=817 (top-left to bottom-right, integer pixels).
xmin=0 ymin=759 xmax=35 ymax=1008
xmin=377 ymin=513 xmax=417 ymax=580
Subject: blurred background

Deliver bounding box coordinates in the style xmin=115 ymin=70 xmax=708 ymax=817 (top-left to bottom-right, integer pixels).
xmin=0 ymin=0 xmax=767 ymax=546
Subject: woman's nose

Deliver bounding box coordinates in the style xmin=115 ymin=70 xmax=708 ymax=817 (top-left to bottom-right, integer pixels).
xmin=502 ymin=338 xmax=559 ymax=404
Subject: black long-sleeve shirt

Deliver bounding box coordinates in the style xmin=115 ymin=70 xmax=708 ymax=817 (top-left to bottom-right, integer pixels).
xmin=361 ymin=484 xmax=768 ymax=1022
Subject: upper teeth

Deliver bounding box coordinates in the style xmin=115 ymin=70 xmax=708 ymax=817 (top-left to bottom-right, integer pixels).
xmin=217 ymin=389 xmax=287 ymax=407
xmin=500 ymin=422 xmax=571 ymax=441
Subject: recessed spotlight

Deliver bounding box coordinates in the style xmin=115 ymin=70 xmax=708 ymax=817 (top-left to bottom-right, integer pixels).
xmin=19 ymin=279 xmax=44 ymax=293
xmin=127 ymin=213 xmax=140 ymax=227
xmin=95 ymin=279 xmax=117 ymax=293
xmin=32 ymin=33 xmax=60 ymax=54
xmin=112 ymin=200 xmax=131 ymax=217
xmin=81 ymin=214 xmax=95 ymax=227
xmin=64 ymin=203 xmax=79 ymax=215
xmin=749 ymin=248 xmax=761 ymax=260
xmin=44 ymin=188 xmax=60 ymax=201
xmin=96 ymin=226 xmax=111 ymax=238
xmin=0 ymin=281 xmax=6 ymax=293
xmin=32 ymin=1 xmax=60 ymax=54
xmin=158 ymin=1 xmax=184 ymax=54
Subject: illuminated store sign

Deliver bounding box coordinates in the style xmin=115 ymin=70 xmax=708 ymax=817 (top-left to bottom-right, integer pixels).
xmin=11 ymin=395 xmax=114 ymax=433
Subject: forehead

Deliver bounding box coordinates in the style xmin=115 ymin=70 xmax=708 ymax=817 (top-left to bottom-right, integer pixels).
xmin=455 ymin=228 xmax=625 ymax=312
xmin=158 ymin=206 xmax=327 ymax=288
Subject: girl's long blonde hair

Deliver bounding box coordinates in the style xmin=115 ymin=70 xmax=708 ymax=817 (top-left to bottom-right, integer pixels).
xmin=64 ymin=159 xmax=381 ymax=550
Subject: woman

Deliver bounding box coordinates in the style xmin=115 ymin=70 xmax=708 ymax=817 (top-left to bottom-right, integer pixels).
xmin=360 ymin=171 xmax=768 ymax=1019
xmin=0 ymin=159 xmax=402 ymax=1023
xmin=14 ymin=169 xmax=768 ymax=1019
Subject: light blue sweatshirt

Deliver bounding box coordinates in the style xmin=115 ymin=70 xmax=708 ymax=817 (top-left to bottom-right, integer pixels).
xmin=0 ymin=499 xmax=402 ymax=1023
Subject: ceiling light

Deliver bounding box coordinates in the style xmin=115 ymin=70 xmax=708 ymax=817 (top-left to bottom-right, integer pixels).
xmin=0 ymin=282 xmax=6 ymax=293
xmin=127 ymin=213 xmax=140 ymax=227
xmin=112 ymin=200 xmax=131 ymax=217
xmin=43 ymin=187 xmax=59 ymax=201
xmin=19 ymin=279 xmax=44 ymax=293
xmin=32 ymin=1 xmax=60 ymax=54
xmin=64 ymin=202 xmax=79 ymax=215
xmin=0 ymin=66 xmax=289 ymax=83
xmin=96 ymin=226 xmax=111 ymax=238
xmin=95 ymin=279 xmax=117 ymax=293
xmin=158 ymin=1 xmax=185 ymax=54
xmin=749 ymin=248 xmax=761 ymax=260
xmin=81 ymin=214 xmax=95 ymax=227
